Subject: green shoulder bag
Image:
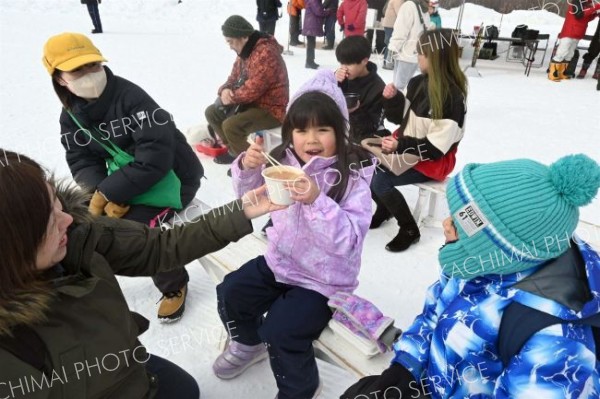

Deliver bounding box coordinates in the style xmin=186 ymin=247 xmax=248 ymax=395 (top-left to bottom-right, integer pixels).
xmin=68 ymin=111 xmax=182 ymax=210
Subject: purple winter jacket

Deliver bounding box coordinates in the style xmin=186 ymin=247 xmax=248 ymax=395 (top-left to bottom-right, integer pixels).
xmin=303 ymin=0 xmax=330 ymax=37
xmin=231 ymin=148 xmax=376 ymax=298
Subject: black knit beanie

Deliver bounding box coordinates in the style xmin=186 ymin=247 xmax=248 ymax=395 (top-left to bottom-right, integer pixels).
xmin=222 ymin=15 xmax=255 ymax=38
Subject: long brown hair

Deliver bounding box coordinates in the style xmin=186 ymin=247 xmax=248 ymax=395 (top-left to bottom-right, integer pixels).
xmin=0 ymin=150 xmax=52 ymax=301
xmin=417 ymin=29 xmax=468 ymax=120
xmin=52 ymin=70 xmax=76 ymax=109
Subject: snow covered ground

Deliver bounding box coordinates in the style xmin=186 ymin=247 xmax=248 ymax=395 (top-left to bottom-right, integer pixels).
xmin=0 ymin=1 xmax=598 ymax=397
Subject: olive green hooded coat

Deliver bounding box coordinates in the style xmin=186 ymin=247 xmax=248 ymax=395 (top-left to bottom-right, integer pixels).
xmin=0 ymin=184 xmax=252 ymax=398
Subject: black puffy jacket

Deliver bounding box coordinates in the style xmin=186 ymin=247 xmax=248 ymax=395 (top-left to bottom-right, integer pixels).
xmin=59 ymin=66 xmax=202 ymax=207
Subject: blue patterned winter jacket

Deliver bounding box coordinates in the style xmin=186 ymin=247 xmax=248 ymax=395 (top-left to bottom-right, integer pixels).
xmin=393 ymin=239 xmax=600 ymax=398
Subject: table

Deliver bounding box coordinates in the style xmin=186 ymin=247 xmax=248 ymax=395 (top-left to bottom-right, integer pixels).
xmin=459 ymin=35 xmax=543 ymax=76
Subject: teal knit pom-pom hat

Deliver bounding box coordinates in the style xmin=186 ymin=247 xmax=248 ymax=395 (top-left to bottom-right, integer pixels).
xmin=439 ymin=154 xmax=600 ymax=279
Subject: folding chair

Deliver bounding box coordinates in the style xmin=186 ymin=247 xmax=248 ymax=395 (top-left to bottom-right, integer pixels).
xmin=523 ymin=33 xmax=550 ymax=69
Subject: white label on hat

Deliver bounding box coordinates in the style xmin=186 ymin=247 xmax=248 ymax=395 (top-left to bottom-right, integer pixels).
xmin=136 ymin=111 xmax=147 ymax=120
xmin=454 ymin=201 xmax=489 ymax=237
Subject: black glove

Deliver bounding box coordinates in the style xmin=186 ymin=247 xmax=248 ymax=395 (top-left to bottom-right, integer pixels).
xmin=339 ymin=24 xmax=345 ymax=32
xmin=340 ymin=363 xmax=425 ymax=399
xmin=347 ymin=24 xmax=355 ymax=31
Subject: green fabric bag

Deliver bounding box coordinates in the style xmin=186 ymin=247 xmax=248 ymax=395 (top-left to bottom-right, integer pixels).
xmin=68 ymin=111 xmax=182 ymax=210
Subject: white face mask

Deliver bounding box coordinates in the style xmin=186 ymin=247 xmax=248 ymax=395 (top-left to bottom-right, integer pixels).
xmin=66 ymin=69 xmax=107 ymax=99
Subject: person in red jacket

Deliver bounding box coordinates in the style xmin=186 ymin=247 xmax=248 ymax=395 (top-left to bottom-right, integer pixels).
xmin=548 ymin=0 xmax=600 ymax=81
xmin=337 ymin=0 xmax=368 ymax=37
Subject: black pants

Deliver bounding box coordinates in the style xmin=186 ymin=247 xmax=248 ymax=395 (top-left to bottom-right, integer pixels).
xmin=366 ymin=29 xmax=386 ymax=53
xmin=371 ymin=167 xmax=431 ymax=196
xmin=324 ymin=14 xmax=337 ymax=45
xmin=86 ymin=1 xmax=102 ymax=32
xmin=216 ymin=256 xmax=331 ymax=399
xmin=125 ymin=203 xmax=190 ymax=294
xmin=259 ymin=20 xmax=277 ymax=36
xmin=289 ymin=11 xmax=302 ymax=43
xmin=146 ymin=354 xmax=200 ymax=398
xmin=306 ymin=36 xmax=316 ymax=64
xmin=371 ymin=168 xmax=431 ymax=226
xmin=583 ymin=21 xmax=600 ymax=65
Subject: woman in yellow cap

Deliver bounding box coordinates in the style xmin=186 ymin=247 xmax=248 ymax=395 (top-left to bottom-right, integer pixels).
xmin=42 ymin=32 xmax=203 ymax=323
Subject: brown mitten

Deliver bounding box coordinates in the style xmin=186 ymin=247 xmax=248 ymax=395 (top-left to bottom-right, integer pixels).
xmin=89 ymin=191 xmax=108 ymax=216
xmin=104 ymin=202 xmax=130 ymax=218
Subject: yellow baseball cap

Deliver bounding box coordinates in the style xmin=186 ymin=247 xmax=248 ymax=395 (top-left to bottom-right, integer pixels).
xmin=42 ymin=32 xmax=107 ymax=75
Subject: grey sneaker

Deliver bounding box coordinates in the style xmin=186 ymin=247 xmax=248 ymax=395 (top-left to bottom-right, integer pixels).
xmin=212 ymin=341 xmax=268 ymax=379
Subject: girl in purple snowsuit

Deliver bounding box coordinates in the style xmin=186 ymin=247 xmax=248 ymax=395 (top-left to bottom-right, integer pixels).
xmin=213 ymin=70 xmax=376 ymax=398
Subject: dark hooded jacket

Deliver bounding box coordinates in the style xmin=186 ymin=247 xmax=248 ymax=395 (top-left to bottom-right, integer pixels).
xmin=256 ymin=0 xmax=282 ymax=22
xmin=338 ymin=61 xmax=385 ymax=143
xmin=0 ymin=184 xmax=252 ymax=398
xmin=59 ymin=66 xmax=203 ymax=207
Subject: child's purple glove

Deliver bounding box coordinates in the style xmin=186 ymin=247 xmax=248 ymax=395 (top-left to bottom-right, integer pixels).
xmin=328 ymin=292 xmax=400 ymax=353
xmin=347 ymin=24 xmax=355 ymax=31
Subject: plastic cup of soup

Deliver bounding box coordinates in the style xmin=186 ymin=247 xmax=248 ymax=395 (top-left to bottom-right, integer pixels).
xmin=262 ymin=166 xmax=304 ymax=205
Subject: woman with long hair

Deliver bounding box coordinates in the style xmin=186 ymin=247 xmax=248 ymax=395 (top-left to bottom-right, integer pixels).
xmin=0 ymin=149 xmax=280 ymax=399
xmin=366 ymin=28 xmax=468 ymax=252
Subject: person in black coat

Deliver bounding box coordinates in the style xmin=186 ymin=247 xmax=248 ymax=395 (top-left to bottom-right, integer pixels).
xmin=256 ymin=0 xmax=282 ymax=35
xmin=577 ymin=19 xmax=600 ymax=79
xmin=81 ymin=0 xmax=103 ymax=34
xmin=366 ymin=0 xmax=386 ymax=53
xmin=334 ymin=36 xmax=386 ymax=143
xmin=43 ymin=32 xmax=204 ymax=323
xmin=323 ymin=0 xmax=339 ymax=49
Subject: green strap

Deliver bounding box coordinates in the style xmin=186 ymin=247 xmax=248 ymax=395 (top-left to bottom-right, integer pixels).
xmin=66 ymin=110 xmax=122 ymax=158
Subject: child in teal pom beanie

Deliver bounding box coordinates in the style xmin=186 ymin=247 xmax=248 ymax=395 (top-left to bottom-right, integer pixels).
xmin=342 ymin=154 xmax=600 ymax=399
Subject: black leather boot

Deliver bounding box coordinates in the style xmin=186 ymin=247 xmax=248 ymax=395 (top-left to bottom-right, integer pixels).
xmin=370 ymin=192 xmax=391 ymax=229
xmin=378 ymin=191 xmax=420 ymax=252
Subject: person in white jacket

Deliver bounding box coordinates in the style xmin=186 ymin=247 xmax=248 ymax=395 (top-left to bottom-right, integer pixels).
xmin=388 ymin=0 xmax=430 ymax=90
xmin=381 ymin=0 xmax=405 ymax=69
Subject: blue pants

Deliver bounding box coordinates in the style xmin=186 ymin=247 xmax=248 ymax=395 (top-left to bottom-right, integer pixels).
xmin=383 ymin=27 xmax=393 ymax=60
xmin=217 ymin=256 xmax=331 ymax=399
xmin=393 ymin=61 xmax=419 ymax=91
xmin=371 ymin=168 xmax=431 ymax=196
xmin=324 ymin=14 xmax=337 ymax=45
xmin=146 ymin=354 xmax=200 ymax=398
xmin=86 ymin=2 xmax=102 ymax=32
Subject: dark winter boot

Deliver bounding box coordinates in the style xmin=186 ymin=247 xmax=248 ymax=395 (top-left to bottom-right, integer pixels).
xmin=214 ymin=151 xmax=237 ymax=164
xmin=370 ymin=192 xmax=391 ymax=229
xmin=378 ymin=191 xmax=421 ymax=252
xmin=593 ymin=61 xmax=600 ymax=80
xmin=577 ymin=62 xmax=591 ymax=79
xmin=306 ymin=37 xmax=317 ymax=69
xmin=564 ymin=55 xmax=579 ymax=79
